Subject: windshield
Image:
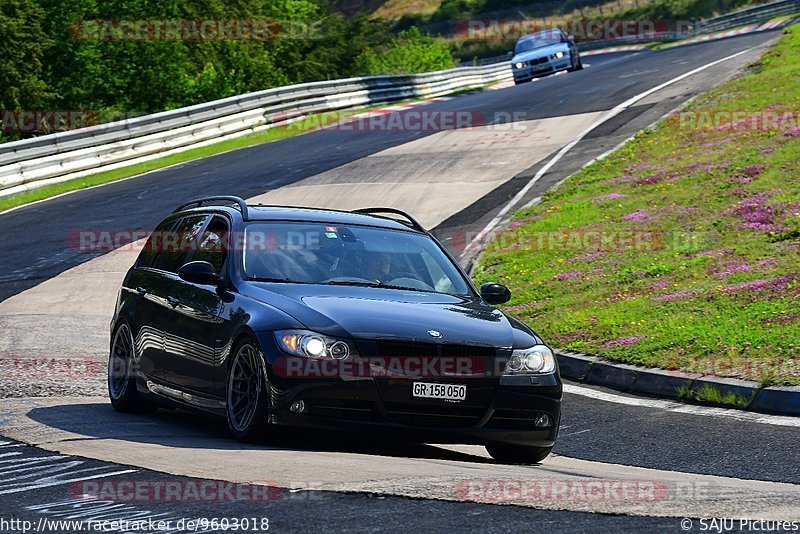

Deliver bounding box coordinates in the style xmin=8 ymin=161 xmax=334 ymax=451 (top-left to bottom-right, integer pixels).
xmin=241 ymin=222 xmax=472 ymax=296
xmin=515 ymin=32 xmax=564 ymax=54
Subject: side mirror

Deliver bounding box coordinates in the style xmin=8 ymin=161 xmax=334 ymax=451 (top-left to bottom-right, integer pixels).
xmin=568 ymin=35 xmax=575 ymax=43
xmin=507 ymin=50 xmax=514 ymax=57
xmin=179 ymin=261 xmax=220 ymax=286
xmin=480 ymin=282 xmax=511 ymax=305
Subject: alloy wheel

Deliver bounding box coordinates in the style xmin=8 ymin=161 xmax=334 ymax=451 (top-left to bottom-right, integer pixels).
xmin=108 ymin=323 xmax=134 ymax=400
xmin=227 ymin=343 xmax=263 ymax=432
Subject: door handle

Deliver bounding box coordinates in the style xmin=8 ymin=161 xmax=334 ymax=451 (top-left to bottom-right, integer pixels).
xmin=136 ymin=287 xmax=148 ymax=295
xmin=167 ymin=296 xmax=180 ymax=307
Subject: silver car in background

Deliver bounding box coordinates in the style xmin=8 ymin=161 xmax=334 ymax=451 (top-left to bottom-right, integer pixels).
xmin=511 ymin=29 xmax=583 ymax=84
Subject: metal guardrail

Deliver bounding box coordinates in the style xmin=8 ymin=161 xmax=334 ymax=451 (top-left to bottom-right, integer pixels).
xmin=0 ymin=62 xmax=512 ymax=198
xmin=581 ymin=0 xmax=799 ymax=49
xmin=696 ymin=0 xmax=800 ymax=33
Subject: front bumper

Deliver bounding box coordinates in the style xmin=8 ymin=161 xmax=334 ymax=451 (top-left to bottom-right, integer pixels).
xmin=267 ymin=373 xmax=562 ymax=447
xmin=513 ymin=57 xmax=572 ymax=82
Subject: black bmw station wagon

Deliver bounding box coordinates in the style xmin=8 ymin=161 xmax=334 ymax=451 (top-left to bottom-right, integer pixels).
xmin=109 ymin=196 xmax=562 ymax=463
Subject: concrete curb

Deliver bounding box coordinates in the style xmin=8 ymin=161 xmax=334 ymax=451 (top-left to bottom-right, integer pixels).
xmin=555 ymin=350 xmax=800 ymax=416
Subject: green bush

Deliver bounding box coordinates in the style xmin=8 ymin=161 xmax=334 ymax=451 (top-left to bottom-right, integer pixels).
xmin=355 ymin=27 xmax=455 ymax=74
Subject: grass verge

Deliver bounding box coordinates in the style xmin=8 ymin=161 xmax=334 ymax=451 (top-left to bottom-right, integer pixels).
xmin=678 ymin=384 xmax=753 ymax=409
xmin=473 ymin=24 xmax=800 ymax=385
xmin=677 ymin=384 xmax=754 ymax=408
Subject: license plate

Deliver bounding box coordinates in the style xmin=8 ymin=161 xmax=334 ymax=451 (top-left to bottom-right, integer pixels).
xmin=412 ymin=382 xmax=466 ymax=401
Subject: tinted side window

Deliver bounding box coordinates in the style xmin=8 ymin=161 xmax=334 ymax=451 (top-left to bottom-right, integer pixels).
xmin=137 ymin=218 xmax=178 ymax=269
xmin=150 ymin=215 xmax=208 ymax=273
xmin=192 ymin=216 xmax=229 ymax=274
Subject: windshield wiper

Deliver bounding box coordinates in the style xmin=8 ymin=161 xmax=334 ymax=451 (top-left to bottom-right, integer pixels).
xmin=326 ymin=279 xmax=435 ymax=293
xmin=247 ymin=277 xmax=310 ymax=284
xmin=378 ymin=283 xmax=436 ymax=293
xmin=325 ymin=279 xmax=381 ymax=287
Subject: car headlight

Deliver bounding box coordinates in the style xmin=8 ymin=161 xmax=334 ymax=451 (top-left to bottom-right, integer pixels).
xmin=514 ymin=62 xmax=525 ymax=69
xmin=551 ymin=51 xmax=565 ymax=59
xmin=504 ymin=345 xmax=556 ymax=374
xmin=275 ymin=330 xmax=355 ymax=360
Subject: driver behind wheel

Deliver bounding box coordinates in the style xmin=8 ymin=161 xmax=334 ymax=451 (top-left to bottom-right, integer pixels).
xmin=368 ymin=252 xmax=392 ymax=282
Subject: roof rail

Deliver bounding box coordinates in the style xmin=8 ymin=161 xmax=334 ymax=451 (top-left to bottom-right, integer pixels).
xmin=173 ymin=196 xmax=249 ymax=220
xmin=352 ymin=207 xmax=426 ymax=232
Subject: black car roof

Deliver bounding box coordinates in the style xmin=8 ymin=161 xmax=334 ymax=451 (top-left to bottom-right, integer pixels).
xmin=250 ymin=206 xmax=420 ymax=231
xmin=175 ymin=204 xmax=422 ymax=232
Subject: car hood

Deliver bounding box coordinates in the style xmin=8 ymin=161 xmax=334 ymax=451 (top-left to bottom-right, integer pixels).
xmin=240 ymin=282 xmax=526 ymax=347
xmin=512 ymin=43 xmax=569 ymax=64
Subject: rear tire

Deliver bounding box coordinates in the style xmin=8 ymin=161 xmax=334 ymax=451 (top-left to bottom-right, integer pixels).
xmin=486 ymin=443 xmax=553 ymax=464
xmin=108 ymin=323 xmax=156 ymax=413
xmin=226 ymin=338 xmax=270 ymax=442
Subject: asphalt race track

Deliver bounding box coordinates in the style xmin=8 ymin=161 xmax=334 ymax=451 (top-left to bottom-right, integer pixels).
xmin=1 ymin=30 xmax=798 ymax=532
xmin=0 ymin=31 xmax=784 ymax=300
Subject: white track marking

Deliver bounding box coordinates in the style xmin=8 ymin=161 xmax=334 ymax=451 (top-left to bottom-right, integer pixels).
xmin=559 ymin=428 xmax=591 ymax=438
xmin=462 ymin=47 xmax=753 ymax=256
xmin=0 ymin=469 xmax=139 ymax=495
xmin=0 ymin=447 xmax=139 ymax=495
xmin=564 ymin=384 xmax=800 ymax=428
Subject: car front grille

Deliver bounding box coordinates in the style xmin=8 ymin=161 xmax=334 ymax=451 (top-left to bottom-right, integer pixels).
xmin=308 ymin=399 xmax=489 ymax=428
xmin=309 ymin=399 xmax=374 ymax=421
xmin=375 ymin=340 xmax=496 ymax=359
xmin=383 ymin=402 xmax=486 ymax=428
xmin=371 ymin=340 xmax=496 ymax=377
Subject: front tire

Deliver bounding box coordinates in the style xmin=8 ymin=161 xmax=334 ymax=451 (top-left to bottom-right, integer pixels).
xmin=108 ymin=323 xmax=156 ymax=413
xmin=226 ymin=338 xmax=270 ymax=442
xmin=567 ymin=54 xmax=583 ymax=72
xmin=486 ymin=443 xmax=553 ymax=464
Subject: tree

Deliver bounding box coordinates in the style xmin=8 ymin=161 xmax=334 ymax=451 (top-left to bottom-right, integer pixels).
xmin=0 ymin=0 xmax=51 ymax=111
